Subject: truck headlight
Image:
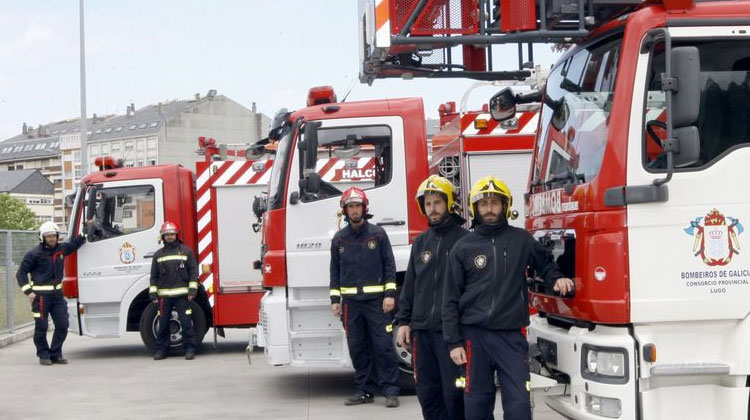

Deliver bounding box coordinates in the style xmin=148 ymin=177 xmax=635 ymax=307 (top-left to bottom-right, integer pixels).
xmin=586 ymin=394 xmax=622 ymax=418
xmin=581 ymin=344 xmax=628 ymax=383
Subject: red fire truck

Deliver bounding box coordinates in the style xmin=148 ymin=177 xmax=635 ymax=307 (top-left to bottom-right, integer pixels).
xmin=360 ymin=0 xmax=750 ymax=418
xmin=253 ymin=83 xmax=541 ymax=392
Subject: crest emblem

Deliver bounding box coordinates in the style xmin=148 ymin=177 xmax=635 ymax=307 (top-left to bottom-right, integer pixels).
xmin=339 ymin=246 xmax=345 ymax=254
xmin=421 ymin=251 xmax=432 ymax=263
xmin=474 ymin=255 xmax=487 ymax=269
xmin=368 ymin=240 xmax=377 ymax=250
xmin=119 ymin=242 xmax=136 ymax=264
xmin=684 ymin=209 xmax=743 ymax=266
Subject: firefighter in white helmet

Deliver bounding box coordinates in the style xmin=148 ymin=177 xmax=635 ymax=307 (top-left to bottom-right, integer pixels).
xmin=16 ymin=221 xmax=89 ymax=365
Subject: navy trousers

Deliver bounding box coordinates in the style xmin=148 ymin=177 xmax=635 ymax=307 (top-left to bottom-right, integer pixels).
xmin=463 ymin=325 xmax=531 ymax=420
xmin=156 ymin=297 xmax=196 ymax=353
xmin=32 ymin=292 xmax=69 ymax=360
xmin=413 ymin=329 xmax=465 ymax=420
xmin=342 ymin=298 xmax=399 ymax=397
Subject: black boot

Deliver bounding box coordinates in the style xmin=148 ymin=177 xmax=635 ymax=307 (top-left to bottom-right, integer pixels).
xmin=344 ymin=391 xmax=374 ymax=406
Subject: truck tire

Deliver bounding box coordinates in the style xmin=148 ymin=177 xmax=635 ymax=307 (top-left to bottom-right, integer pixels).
xmin=392 ymin=322 xmax=416 ymax=395
xmin=139 ymin=300 xmax=207 ymax=355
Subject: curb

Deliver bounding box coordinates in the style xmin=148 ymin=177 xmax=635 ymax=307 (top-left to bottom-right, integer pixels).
xmin=0 ymin=325 xmax=35 ymax=349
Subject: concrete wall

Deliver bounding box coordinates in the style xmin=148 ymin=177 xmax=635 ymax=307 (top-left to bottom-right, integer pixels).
xmin=160 ymin=96 xmax=270 ymax=169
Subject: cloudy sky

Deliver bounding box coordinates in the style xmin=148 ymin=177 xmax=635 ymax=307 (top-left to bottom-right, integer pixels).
xmin=0 ymin=1 xmax=561 ymax=141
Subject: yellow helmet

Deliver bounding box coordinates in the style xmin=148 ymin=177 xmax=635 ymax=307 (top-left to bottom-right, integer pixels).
xmin=416 ymin=175 xmax=457 ymax=215
xmin=469 ymin=176 xmax=513 ymax=219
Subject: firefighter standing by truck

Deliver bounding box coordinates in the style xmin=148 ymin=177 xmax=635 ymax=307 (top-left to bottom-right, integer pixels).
xmin=149 ymin=221 xmax=199 ymax=361
xmin=396 ymin=175 xmax=468 ymax=420
xmin=17 ymin=221 xmax=88 ymax=365
xmin=442 ymin=176 xmax=574 ymax=420
xmin=330 ymin=187 xmax=400 ymax=408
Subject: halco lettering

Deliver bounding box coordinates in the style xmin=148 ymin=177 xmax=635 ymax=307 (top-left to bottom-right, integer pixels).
xmin=530 ymin=190 xmax=562 ymax=217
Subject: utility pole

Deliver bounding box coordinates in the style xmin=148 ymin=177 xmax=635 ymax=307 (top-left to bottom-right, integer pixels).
xmin=79 ymin=0 xmax=88 ymax=177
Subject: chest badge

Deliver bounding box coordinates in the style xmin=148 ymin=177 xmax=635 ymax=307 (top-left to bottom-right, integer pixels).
xmin=368 ymin=240 xmax=377 ymax=250
xmin=119 ymin=242 xmax=136 ymax=264
xmin=339 ymin=246 xmax=345 ymax=254
xmin=421 ymin=251 xmax=432 ymax=263
xmin=474 ymin=254 xmax=487 ymax=269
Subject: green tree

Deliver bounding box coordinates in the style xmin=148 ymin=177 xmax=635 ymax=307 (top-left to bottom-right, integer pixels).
xmin=0 ymin=194 xmax=39 ymax=230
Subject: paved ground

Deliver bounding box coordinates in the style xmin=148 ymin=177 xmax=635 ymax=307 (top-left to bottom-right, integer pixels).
xmin=0 ymin=330 xmax=565 ymax=420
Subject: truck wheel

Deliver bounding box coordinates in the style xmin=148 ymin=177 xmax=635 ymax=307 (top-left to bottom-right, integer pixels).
xmin=139 ymin=300 xmax=207 ymax=354
xmin=392 ymin=322 xmax=416 ymax=395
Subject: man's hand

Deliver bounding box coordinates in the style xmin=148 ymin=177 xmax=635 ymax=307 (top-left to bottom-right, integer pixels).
xmin=382 ymin=297 xmax=395 ymax=313
xmin=450 ymin=347 xmax=467 ymax=365
xmin=188 ymin=295 xmax=195 ymax=301
xmin=553 ymin=277 xmax=575 ymax=296
xmin=396 ymin=325 xmax=410 ymax=347
xmin=331 ymin=303 xmax=342 ymax=318
xmin=28 ymin=292 xmax=37 ymax=303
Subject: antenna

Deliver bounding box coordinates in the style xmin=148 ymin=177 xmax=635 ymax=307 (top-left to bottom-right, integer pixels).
xmin=340 ymin=78 xmax=356 ymax=103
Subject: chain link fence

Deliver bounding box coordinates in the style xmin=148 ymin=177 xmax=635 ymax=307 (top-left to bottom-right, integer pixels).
xmin=0 ymin=230 xmax=41 ymax=335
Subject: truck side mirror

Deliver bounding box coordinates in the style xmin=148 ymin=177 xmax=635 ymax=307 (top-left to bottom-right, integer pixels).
xmin=303 ymin=122 xmax=321 ymax=170
xmin=245 ymin=143 xmax=266 ymax=160
xmin=85 ymin=186 xmax=98 ymax=221
xmin=672 ymin=126 xmax=700 ymax=168
xmin=489 ymin=88 xmax=516 ymax=121
xmin=670 ymin=46 xmax=700 ymax=128
xmin=299 ymin=172 xmax=321 ymax=195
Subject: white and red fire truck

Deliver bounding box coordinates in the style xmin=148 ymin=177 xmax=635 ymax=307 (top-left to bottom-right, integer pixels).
xmin=253 ymin=83 xmax=541 ymax=389
xmin=360 ymin=0 xmax=750 ymax=418
xmin=61 ymin=133 xmax=383 ymax=353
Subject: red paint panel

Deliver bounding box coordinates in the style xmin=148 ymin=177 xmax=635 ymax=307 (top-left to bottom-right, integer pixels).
xmin=213 ymin=291 xmax=264 ymax=326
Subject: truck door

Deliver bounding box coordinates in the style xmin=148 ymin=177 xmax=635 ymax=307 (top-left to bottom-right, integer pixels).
xmin=628 ymin=32 xmax=750 ymax=323
xmin=77 ymin=179 xmax=163 ymax=337
xmin=285 ymin=117 xmax=408 ymax=291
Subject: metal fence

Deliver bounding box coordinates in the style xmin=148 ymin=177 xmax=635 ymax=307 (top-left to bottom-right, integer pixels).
xmin=1 ymin=230 xmax=41 ymax=335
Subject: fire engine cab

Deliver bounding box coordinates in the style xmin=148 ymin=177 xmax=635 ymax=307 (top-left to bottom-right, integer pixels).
xmin=360 ymin=0 xmax=750 ymax=418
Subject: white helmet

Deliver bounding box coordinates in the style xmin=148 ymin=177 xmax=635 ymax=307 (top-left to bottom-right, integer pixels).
xmin=39 ymin=221 xmax=61 ymax=241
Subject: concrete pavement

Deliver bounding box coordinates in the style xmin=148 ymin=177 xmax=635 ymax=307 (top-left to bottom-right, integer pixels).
xmin=0 ymin=330 xmax=565 ymax=420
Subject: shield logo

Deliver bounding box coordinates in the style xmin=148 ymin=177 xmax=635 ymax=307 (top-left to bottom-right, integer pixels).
xmin=684 ymin=209 xmax=743 ymax=266
xmin=368 ymin=240 xmax=377 ymax=250
xmin=421 ymin=251 xmax=432 ymax=263
xmin=474 ymin=255 xmax=487 ymax=269
xmin=339 ymin=246 xmax=345 ymax=254
xmin=119 ymin=242 xmax=136 ymax=264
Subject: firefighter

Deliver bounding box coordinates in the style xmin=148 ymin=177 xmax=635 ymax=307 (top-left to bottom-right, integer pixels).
xmin=17 ymin=221 xmax=88 ymax=365
xmin=149 ymin=221 xmax=199 ymax=361
xmin=442 ymin=176 xmax=574 ymax=420
xmin=396 ymin=175 xmax=468 ymax=420
xmin=330 ymin=187 xmax=400 ymax=408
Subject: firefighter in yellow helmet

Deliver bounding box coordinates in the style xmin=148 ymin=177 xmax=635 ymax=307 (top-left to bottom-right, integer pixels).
xmin=396 ymin=175 xmax=468 ymax=419
xmin=442 ymin=176 xmax=574 ymax=420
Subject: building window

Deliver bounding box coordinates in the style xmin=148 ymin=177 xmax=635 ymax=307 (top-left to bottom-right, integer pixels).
xmin=16 ymin=164 xmax=23 ymax=170
xmin=138 ymin=123 xmax=147 ymax=129
xmin=125 ymin=142 xmax=134 ymax=151
xmin=137 ymin=160 xmax=145 ymax=167
xmin=115 ymin=126 xmax=123 ymax=132
xmin=90 ymin=144 xmax=100 ymax=156
xmin=95 ymin=129 xmax=103 ymax=134
xmin=111 ymin=143 xmax=121 ymax=153
xmin=149 ymin=122 xmax=159 ymax=128
xmin=124 ymin=161 xmax=135 ymax=168
xmin=105 ymin=128 xmax=113 ymax=133
xmin=75 ymin=167 xmax=81 ymax=178
xmin=147 ymin=138 xmax=157 ymax=150
xmin=102 ymin=143 xmax=110 ymax=154
xmin=23 ymin=144 xmax=33 ymax=151
xmin=74 ymin=150 xmax=81 ymax=161
xmin=129 ymin=125 xmax=137 ymax=130
xmin=149 ymin=159 xmax=157 ymax=166
xmin=13 ymin=145 xmax=23 ymax=152
xmin=137 ymin=140 xmax=145 ymax=151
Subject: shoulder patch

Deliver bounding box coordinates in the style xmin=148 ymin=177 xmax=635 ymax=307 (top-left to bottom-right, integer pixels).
xmin=368 ymin=239 xmax=377 ymax=250
xmin=421 ymin=251 xmax=432 ymax=263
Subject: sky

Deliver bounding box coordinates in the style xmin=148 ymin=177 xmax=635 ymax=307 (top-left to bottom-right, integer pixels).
xmin=0 ymin=1 xmax=561 ymax=141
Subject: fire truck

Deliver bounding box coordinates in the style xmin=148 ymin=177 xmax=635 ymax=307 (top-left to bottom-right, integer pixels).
xmin=61 ymin=133 xmax=385 ymax=353
xmin=360 ymin=0 xmax=750 ymax=418
xmin=61 ymin=141 xmax=273 ymax=353
xmin=252 ymin=81 xmax=541 ymax=392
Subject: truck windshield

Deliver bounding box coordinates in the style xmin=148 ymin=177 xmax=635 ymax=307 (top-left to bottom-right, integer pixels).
xmin=644 ymin=39 xmax=750 ymax=169
xmin=267 ymin=128 xmax=292 ymax=211
xmin=531 ymin=35 xmax=622 ymax=192
xmin=84 ymin=185 xmax=155 ymax=242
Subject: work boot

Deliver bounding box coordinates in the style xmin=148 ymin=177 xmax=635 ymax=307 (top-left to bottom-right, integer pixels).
xmin=385 ymin=396 xmax=400 ymax=408
xmin=185 ymin=351 xmax=195 ymax=360
xmin=153 ymin=351 xmax=167 ymax=361
xmin=51 ymin=358 xmax=68 ymax=365
xmin=39 ymin=358 xmax=52 ymax=366
xmin=344 ymin=391 xmax=374 ymax=406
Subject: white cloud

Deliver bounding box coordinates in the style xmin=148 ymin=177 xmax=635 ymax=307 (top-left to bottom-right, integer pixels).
xmin=0 ymin=25 xmax=57 ymax=67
